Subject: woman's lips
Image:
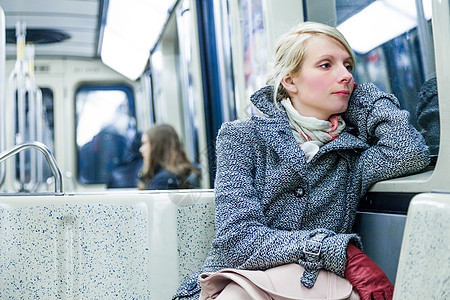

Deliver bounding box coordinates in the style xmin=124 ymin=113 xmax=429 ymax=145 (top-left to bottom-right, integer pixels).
xmin=333 ymin=90 xmax=350 ymax=96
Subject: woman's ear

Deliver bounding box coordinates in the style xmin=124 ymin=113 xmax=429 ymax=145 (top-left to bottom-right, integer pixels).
xmin=281 ymin=74 xmax=297 ymax=94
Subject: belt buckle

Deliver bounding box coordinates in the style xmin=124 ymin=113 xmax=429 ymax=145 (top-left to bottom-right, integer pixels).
xmin=303 ymin=240 xmax=322 ymax=256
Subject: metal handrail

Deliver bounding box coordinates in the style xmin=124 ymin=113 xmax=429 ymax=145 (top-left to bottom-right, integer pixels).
xmin=0 ymin=142 xmax=63 ymax=195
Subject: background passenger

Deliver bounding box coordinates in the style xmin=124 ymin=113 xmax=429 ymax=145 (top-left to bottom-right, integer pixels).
xmin=138 ymin=124 xmax=201 ymax=190
xmin=78 ymin=126 xmax=127 ymax=184
xmin=416 ymin=77 xmax=439 ymax=159
xmin=107 ymin=131 xmax=143 ymax=188
xmin=174 ymin=22 xmax=429 ymax=300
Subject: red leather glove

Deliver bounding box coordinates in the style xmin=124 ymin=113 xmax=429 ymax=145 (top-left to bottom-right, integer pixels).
xmin=344 ymin=243 xmax=394 ymax=300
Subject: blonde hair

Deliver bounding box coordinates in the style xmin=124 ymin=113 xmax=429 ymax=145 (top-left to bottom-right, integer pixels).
xmin=266 ymin=21 xmax=355 ymax=103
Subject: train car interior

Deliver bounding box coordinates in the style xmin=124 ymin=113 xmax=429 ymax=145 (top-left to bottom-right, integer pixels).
xmin=0 ymin=0 xmax=448 ymax=299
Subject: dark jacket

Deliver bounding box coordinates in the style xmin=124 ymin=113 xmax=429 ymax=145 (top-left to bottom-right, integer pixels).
xmin=416 ymin=77 xmax=439 ymax=156
xmin=107 ymin=131 xmax=143 ymax=188
xmin=174 ymin=83 xmax=429 ymax=299
xmin=145 ymin=166 xmax=200 ymax=190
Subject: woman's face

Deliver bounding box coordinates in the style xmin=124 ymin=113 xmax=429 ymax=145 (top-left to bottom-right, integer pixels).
xmin=139 ymin=133 xmax=151 ymax=163
xmin=286 ymin=36 xmax=354 ymax=120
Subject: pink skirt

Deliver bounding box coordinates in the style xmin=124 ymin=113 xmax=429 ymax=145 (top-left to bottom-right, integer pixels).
xmin=199 ymin=263 xmax=360 ymax=300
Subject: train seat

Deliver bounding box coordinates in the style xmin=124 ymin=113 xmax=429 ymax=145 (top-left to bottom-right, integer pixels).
xmin=0 ymin=190 xmax=216 ymax=299
xmin=1 ymin=190 xmax=448 ymax=299
xmin=394 ymin=193 xmax=450 ymax=299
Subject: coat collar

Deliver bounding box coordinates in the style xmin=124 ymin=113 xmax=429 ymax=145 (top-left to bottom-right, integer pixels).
xmin=253 ymin=115 xmax=308 ymax=179
xmin=253 ymin=115 xmax=369 ymax=171
xmin=315 ymin=132 xmax=369 ymax=161
xmin=250 ymin=85 xmax=287 ymax=119
xmin=250 ymin=85 xmax=369 ymax=147
xmin=249 ymin=86 xmax=369 ymax=174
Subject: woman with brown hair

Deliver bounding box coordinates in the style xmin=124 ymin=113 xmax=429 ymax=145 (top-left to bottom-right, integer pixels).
xmin=138 ymin=124 xmax=200 ymax=190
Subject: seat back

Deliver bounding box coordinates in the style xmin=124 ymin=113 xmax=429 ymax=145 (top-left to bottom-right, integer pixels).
xmin=394 ymin=193 xmax=450 ymax=299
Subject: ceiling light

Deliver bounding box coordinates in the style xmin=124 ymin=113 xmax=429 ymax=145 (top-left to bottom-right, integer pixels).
xmin=101 ymin=0 xmax=173 ymax=80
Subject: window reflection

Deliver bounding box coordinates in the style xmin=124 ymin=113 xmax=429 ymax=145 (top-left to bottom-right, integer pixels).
xmin=337 ymin=0 xmax=432 ymax=54
xmin=334 ymin=0 xmax=439 ymax=162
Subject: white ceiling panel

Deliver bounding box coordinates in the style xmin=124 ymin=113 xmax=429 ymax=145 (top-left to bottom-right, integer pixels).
xmin=1 ymin=0 xmax=99 ymax=16
xmin=5 ymin=15 xmax=98 ymax=30
xmin=1 ymin=0 xmax=102 ymax=59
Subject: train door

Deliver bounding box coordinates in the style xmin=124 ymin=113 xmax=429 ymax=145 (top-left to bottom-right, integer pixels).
xmin=3 ymin=57 xmax=141 ymax=193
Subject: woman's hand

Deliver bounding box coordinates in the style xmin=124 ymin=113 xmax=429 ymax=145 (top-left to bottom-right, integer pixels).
xmin=344 ymin=243 xmax=394 ymax=300
xmin=344 ymin=82 xmax=401 ymax=143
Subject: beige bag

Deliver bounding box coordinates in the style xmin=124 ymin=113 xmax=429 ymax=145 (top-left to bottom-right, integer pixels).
xmin=199 ymin=263 xmax=360 ymax=300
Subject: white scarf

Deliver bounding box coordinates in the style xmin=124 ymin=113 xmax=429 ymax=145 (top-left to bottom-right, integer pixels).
xmin=281 ymin=98 xmax=346 ymax=162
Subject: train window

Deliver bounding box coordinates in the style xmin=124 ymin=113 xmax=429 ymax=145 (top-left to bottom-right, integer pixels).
xmin=331 ymin=0 xmax=438 ymax=164
xmin=75 ymin=85 xmax=137 ymax=185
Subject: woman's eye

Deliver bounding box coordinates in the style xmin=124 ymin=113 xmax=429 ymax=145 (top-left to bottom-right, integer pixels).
xmin=345 ymin=64 xmax=353 ymax=72
xmin=320 ymin=63 xmax=331 ymax=69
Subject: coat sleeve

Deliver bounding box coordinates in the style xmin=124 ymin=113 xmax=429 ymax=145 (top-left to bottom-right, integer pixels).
xmin=213 ymin=120 xmax=361 ymax=287
xmin=344 ymin=83 xmax=430 ymax=196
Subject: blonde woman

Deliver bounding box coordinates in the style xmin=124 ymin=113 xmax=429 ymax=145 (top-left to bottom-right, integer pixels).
xmin=174 ymin=22 xmax=429 ymax=300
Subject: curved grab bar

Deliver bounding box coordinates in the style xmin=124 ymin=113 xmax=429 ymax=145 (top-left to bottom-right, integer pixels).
xmin=0 ymin=141 xmax=63 ymax=195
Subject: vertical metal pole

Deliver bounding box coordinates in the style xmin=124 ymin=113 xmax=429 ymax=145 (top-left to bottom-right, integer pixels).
xmin=35 ymin=88 xmax=44 ymax=185
xmin=15 ymin=21 xmax=27 ymax=190
xmin=25 ymin=45 xmax=38 ymax=191
xmin=0 ymin=7 xmax=6 ymax=188
xmin=9 ymin=22 xmax=42 ymax=192
xmin=416 ymin=0 xmax=436 ymax=80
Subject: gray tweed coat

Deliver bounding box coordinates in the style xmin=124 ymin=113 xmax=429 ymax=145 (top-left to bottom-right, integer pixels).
xmin=174 ymin=83 xmax=429 ymax=299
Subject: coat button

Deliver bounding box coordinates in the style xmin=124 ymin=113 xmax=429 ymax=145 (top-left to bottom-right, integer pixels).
xmin=278 ymin=130 xmax=289 ymax=139
xmin=294 ymin=188 xmax=304 ymax=197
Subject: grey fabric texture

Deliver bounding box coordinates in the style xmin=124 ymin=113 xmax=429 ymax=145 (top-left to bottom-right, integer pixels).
xmin=174 ymin=83 xmax=430 ymax=299
xmin=416 ymin=77 xmax=439 ymax=156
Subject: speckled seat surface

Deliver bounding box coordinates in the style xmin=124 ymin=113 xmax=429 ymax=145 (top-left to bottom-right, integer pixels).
xmin=394 ymin=193 xmax=450 ymax=299
xmin=0 ymin=190 xmax=215 ymax=299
